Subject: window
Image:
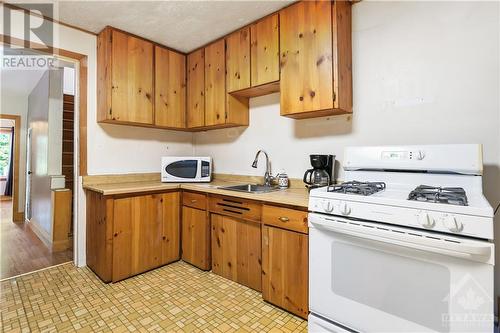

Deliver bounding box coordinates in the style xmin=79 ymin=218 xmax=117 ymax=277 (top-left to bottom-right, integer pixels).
xmin=0 ymin=130 xmax=12 ymax=178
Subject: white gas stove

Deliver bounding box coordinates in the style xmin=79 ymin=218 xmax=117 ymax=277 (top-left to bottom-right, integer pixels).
xmin=308 ymin=144 xmax=495 ymax=333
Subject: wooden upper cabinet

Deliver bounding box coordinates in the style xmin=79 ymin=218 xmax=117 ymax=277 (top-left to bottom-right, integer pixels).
xmin=154 ymin=46 xmax=186 ymax=129
xmin=112 ymin=29 xmax=154 ymax=124
xmin=251 ymin=13 xmax=280 ymax=87
xmin=187 ymin=48 xmax=205 ymax=128
xmin=226 ymin=27 xmax=251 ymax=93
xmin=279 ymin=1 xmax=352 ymax=118
xmin=204 ymin=39 xmax=226 ymax=127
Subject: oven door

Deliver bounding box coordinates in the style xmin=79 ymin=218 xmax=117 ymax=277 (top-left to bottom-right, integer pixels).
xmin=308 ymin=213 xmax=494 ymax=333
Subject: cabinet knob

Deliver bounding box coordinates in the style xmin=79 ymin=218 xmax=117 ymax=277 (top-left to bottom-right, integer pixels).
xmin=278 ymin=216 xmax=289 ymax=222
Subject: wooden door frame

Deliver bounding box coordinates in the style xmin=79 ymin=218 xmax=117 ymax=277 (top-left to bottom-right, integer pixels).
xmin=0 ymin=114 xmax=22 ymax=222
xmin=1 ymin=35 xmax=88 ymax=267
xmin=0 ymin=35 xmax=88 ymax=177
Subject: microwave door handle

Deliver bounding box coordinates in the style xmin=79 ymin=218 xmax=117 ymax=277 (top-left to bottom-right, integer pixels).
xmin=310 ymin=218 xmax=492 ymax=261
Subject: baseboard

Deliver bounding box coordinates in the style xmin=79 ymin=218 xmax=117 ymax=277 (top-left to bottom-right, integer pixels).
xmin=13 ymin=211 xmax=24 ymax=223
xmin=26 ymin=220 xmax=52 ymax=249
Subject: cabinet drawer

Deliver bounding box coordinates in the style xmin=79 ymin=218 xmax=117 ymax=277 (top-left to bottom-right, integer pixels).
xmin=183 ymin=191 xmax=207 ymax=210
xmin=262 ymin=205 xmax=308 ymax=234
xmin=208 ymin=195 xmax=261 ymax=222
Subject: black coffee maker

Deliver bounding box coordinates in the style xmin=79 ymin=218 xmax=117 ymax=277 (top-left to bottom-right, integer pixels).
xmin=303 ymin=154 xmax=335 ymax=190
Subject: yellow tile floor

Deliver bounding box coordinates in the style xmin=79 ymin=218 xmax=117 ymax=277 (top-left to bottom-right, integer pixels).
xmin=0 ymin=261 xmax=307 ymax=332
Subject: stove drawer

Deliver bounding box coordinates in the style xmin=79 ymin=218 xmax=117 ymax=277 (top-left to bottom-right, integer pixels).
xmin=262 ymin=205 xmax=308 ymax=234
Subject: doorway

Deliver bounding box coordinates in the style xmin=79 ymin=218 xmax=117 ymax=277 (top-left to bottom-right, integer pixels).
xmin=0 ymin=51 xmax=77 ymax=279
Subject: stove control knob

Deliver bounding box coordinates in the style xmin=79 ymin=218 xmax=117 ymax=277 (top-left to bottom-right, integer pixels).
xmin=443 ymin=215 xmax=463 ymax=233
xmin=322 ymin=201 xmax=334 ymax=213
xmin=339 ymin=202 xmax=351 ymax=216
xmin=416 ymin=150 xmax=426 ymax=160
xmin=417 ymin=212 xmax=435 ymax=228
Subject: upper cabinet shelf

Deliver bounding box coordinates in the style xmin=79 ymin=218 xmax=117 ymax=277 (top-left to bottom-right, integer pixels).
xmin=96 ymin=1 xmax=352 ymax=131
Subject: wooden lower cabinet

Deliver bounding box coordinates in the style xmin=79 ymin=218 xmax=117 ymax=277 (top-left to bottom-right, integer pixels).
xmin=211 ymin=214 xmax=262 ymax=291
xmin=182 ymin=206 xmax=211 ymax=270
xmin=86 ymin=191 xmax=180 ymax=282
xmin=261 ymin=225 xmax=309 ymax=319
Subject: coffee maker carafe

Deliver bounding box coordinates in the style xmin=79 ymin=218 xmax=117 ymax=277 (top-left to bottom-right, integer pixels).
xmin=303 ymin=154 xmax=335 ymax=190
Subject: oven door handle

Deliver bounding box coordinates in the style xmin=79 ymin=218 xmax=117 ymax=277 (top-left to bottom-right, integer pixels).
xmin=309 ymin=217 xmax=492 ymax=261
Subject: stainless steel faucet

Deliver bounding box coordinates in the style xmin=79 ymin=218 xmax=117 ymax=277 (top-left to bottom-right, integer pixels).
xmin=252 ymin=150 xmax=274 ymax=186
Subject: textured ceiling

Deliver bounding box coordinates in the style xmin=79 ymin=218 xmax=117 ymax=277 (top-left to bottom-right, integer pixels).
xmin=52 ymin=1 xmax=294 ymax=53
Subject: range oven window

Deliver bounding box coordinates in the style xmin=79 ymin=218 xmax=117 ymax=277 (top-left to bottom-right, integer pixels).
xmin=165 ymin=160 xmax=197 ymax=178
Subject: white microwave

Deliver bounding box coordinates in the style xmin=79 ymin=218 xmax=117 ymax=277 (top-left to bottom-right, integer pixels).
xmin=161 ymin=157 xmax=212 ymax=182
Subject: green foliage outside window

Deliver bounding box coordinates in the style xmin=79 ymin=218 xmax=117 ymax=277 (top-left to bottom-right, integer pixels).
xmin=0 ymin=133 xmax=12 ymax=177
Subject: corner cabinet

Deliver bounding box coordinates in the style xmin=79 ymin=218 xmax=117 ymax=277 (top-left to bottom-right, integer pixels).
xmin=186 ymin=39 xmax=249 ymax=130
xmin=86 ymin=190 xmax=180 ymax=282
xmin=97 ymin=27 xmax=187 ymax=129
xmin=154 ymin=46 xmax=186 ymax=129
xmin=279 ymin=0 xmax=352 ymax=118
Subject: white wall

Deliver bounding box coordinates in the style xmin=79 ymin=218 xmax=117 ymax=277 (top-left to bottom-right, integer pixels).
xmin=195 ymin=1 xmax=500 ymax=301
xmin=0 ymin=90 xmax=28 ymax=212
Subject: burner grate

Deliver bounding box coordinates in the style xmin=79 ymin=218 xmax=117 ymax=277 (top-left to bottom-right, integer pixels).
xmin=328 ymin=181 xmax=386 ymax=196
xmin=408 ymin=185 xmax=468 ymax=206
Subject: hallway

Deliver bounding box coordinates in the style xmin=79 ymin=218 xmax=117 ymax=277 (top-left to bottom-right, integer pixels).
xmin=0 ymin=200 xmax=72 ymax=280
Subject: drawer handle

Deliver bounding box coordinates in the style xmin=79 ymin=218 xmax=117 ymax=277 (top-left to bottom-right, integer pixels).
xmin=278 ymin=216 xmax=289 ymax=222
xmin=191 ymin=199 xmax=197 ymax=203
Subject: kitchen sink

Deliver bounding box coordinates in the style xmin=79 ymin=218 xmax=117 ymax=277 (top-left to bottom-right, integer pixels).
xmin=219 ymin=184 xmax=281 ymax=194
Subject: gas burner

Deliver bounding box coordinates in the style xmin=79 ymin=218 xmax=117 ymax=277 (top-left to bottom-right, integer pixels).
xmin=408 ymin=185 xmax=468 ymax=206
xmin=327 ymin=181 xmax=386 ymax=196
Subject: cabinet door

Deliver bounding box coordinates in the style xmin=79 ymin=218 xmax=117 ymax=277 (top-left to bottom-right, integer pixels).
xmin=155 ymin=46 xmax=186 ymax=128
xmin=211 ymin=214 xmax=261 ymax=291
xmin=112 ymin=194 xmax=162 ymax=281
xmin=226 ymin=27 xmax=250 ymax=93
xmin=182 ymin=206 xmax=211 ymax=270
xmin=160 ymin=192 xmax=180 ymax=265
xmin=279 ymin=1 xmax=333 ymax=116
xmin=204 ymin=39 xmax=226 ymax=126
xmin=251 ymin=14 xmax=280 ymax=87
xmin=111 ymin=29 xmax=154 ymax=124
xmin=262 ymin=225 xmax=308 ymax=319
xmin=187 ymin=48 xmax=205 ymax=128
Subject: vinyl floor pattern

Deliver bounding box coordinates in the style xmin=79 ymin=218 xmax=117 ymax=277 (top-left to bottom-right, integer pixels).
xmin=0 ymin=261 xmax=307 ymax=332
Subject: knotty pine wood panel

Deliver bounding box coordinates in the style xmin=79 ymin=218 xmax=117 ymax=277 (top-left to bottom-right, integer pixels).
xmin=182 ymin=191 xmax=207 ymax=210
xmin=279 ymin=1 xmax=334 ymax=116
xmin=111 ymin=29 xmax=154 ymax=124
xmin=86 ymin=191 xmax=113 ymax=282
xmin=97 ymin=27 xmax=112 ymax=122
xmin=154 ymin=46 xmax=186 ymax=128
xmin=332 ymin=0 xmax=353 ymax=113
xmin=262 ymin=225 xmax=308 ymax=319
xmin=160 ymin=192 xmax=181 ymax=264
xmin=250 ymin=13 xmax=280 ymax=87
xmin=226 ymin=27 xmax=251 ymax=92
xmin=211 ymin=214 xmax=262 ymax=291
xmin=112 ymin=194 xmax=163 ymax=281
xmin=262 ymin=205 xmax=308 ymax=234
xmin=187 ymin=48 xmax=205 ymax=128
xmin=204 ymin=39 xmax=226 ymax=126
xmin=181 ymin=206 xmax=211 ymax=270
